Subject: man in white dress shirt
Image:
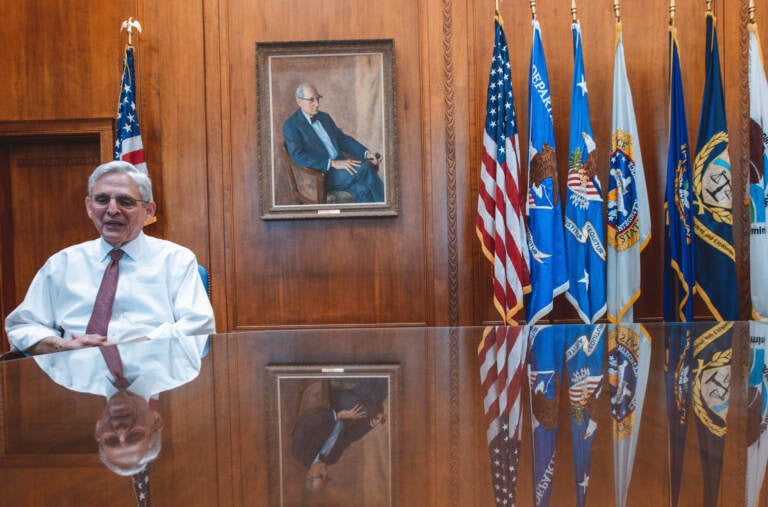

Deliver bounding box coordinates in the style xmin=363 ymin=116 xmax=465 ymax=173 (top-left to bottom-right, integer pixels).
xmin=34 ymin=334 xmax=209 ymax=475
xmin=4 ymin=160 xmax=215 ymax=354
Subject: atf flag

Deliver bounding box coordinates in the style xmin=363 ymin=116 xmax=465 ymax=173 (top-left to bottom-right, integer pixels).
xmin=664 ymin=27 xmax=695 ymax=322
xmin=476 ymin=17 xmax=531 ymax=324
xmin=564 ymin=21 xmax=606 ymax=324
xmin=749 ymin=22 xmax=768 ymax=320
xmin=608 ymin=24 xmax=651 ymax=323
xmin=693 ymin=12 xmax=737 ymax=321
xmin=478 ymin=326 xmax=529 ymax=507
xmin=115 ymin=46 xmax=148 ymax=174
xmin=526 ymin=19 xmax=569 ymax=324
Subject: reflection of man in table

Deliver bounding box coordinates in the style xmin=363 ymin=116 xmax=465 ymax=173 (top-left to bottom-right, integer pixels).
xmin=291 ymin=377 xmax=388 ymax=492
xmin=283 ymin=82 xmax=385 ymax=203
xmin=33 ymin=335 xmax=209 ymax=476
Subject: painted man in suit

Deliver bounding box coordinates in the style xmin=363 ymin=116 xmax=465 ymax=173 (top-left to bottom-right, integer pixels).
xmin=282 ymin=82 xmax=385 ymax=203
xmin=291 ymin=377 xmax=388 ymax=492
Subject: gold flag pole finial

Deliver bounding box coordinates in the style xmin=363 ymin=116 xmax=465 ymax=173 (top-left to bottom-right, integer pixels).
xmin=571 ymin=0 xmax=577 ymax=22
xmin=120 ymin=17 xmax=142 ymax=46
xmin=495 ymin=0 xmax=503 ymax=24
xmin=706 ymin=0 xmax=713 ymax=13
xmin=529 ymin=0 xmax=537 ymax=20
xmin=749 ymin=0 xmax=756 ymax=23
xmin=613 ymin=0 xmax=621 ymax=23
xmin=670 ymin=0 xmax=676 ymax=26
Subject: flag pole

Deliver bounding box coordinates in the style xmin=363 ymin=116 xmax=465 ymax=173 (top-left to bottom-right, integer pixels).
xmin=706 ymin=0 xmax=713 ymax=13
xmin=529 ymin=0 xmax=537 ymax=20
xmin=614 ymin=0 xmax=621 ymax=23
xmin=749 ymin=0 xmax=755 ymax=23
xmin=495 ymin=0 xmax=503 ymax=24
xmin=571 ymin=0 xmax=577 ymax=22
xmin=670 ymin=0 xmax=676 ymax=26
xmin=120 ymin=17 xmax=142 ymax=47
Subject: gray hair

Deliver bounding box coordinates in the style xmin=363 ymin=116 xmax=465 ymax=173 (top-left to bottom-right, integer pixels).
xmin=99 ymin=429 xmax=163 ymax=477
xmin=88 ymin=160 xmax=153 ymax=203
xmin=294 ymin=82 xmax=317 ymax=99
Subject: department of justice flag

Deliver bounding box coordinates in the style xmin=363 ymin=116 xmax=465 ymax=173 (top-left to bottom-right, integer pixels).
xmin=749 ymin=21 xmax=768 ymax=320
xmin=664 ymin=27 xmax=696 ymax=322
xmin=693 ymin=12 xmax=738 ymax=321
xmin=564 ymin=21 xmax=606 ymax=325
xmin=528 ymin=325 xmax=565 ymax=507
xmin=115 ymin=46 xmax=148 ymax=174
xmin=608 ymin=24 xmax=651 ymax=323
xmin=478 ymin=325 xmax=529 ymax=507
xmin=526 ymin=19 xmax=569 ymax=325
xmin=476 ymin=17 xmax=531 ymax=324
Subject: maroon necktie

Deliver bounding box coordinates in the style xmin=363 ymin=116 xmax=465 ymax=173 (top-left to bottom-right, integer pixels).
xmin=85 ymin=249 xmax=124 ymax=336
xmin=100 ymin=344 xmax=130 ymax=389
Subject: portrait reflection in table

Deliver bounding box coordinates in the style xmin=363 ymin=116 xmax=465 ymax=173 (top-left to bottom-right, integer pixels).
xmin=280 ymin=375 xmax=391 ymax=507
xmin=32 ymin=334 xmax=209 ymax=478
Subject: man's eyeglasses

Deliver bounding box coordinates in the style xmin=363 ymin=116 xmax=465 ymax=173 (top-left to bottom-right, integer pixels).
xmin=299 ymin=95 xmax=323 ymax=103
xmin=90 ymin=193 xmax=147 ymax=210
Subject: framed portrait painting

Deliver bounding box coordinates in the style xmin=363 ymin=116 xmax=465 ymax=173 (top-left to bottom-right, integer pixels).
xmin=256 ymin=39 xmax=398 ymax=219
xmin=266 ymin=364 xmax=399 ymax=507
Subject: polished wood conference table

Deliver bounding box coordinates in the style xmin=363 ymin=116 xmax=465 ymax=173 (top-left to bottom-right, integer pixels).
xmin=1 ymin=322 xmax=766 ymax=507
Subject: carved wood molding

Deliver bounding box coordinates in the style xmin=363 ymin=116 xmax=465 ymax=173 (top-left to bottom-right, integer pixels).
xmin=440 ymin=0 xmax=461 ymax=505
xmin=739 ymin=0 xmax=751 ymax=320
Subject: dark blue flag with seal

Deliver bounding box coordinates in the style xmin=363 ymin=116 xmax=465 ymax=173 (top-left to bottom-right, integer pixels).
xmin=692 ymin=321 xmax=732 ymax=507
xmin=692 ymin=12 xmax=738 ymax=321
xmin=665 ymin=322 xmax=694 ymax=507
xmin=664 ymin=27 xmax=695 ymax=322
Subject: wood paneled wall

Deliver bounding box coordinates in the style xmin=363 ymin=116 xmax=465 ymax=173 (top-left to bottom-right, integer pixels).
xmin=0 ymin=0 xmax=763 ymax=331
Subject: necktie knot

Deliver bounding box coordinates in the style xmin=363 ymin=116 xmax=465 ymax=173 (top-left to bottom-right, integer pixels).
xmin=309 ymin=114 xmax=317 ymax=123
xmin=109 ymin=249 xmax=124 ymax=262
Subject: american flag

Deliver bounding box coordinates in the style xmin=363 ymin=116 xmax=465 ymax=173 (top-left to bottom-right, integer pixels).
xmin=115 ymin=46 xmax=148 ymax=174
xmin=478 ymin=325 xmax=529 ymax=507
xmin=476 ymin=17 xmax=531 ymax=324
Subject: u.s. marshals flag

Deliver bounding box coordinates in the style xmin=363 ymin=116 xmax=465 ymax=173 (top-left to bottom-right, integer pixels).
xmin=115 ymin=46 xmax=148 ymax=174
xmin=664 ymin=26 xmax=696 ymax=322
xmin=564 ymin=20 xmax=606 ymax=324
xmin=526 ymin=19 xmax=569 ymax=325
xmin=749 ymin=20 xmax=768 ymax=320
xmin=476 ymin=16 xmax=531 ymax=324
xmin=478 ymin=326 xmax=529 ymax=507
xmin=608 ymin=23 xmax=651 ymax=323
xmin=693 ymin=12 xmax=738 ymax=321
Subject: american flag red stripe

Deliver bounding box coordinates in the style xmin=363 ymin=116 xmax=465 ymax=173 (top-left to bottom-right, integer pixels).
xmin=476 ymin=18 xmax=531 ymax=325
xmin=115 ymin=46 xmax=149 ymax=175
xmin=478 ymin=325 xmax=529 ymax=507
